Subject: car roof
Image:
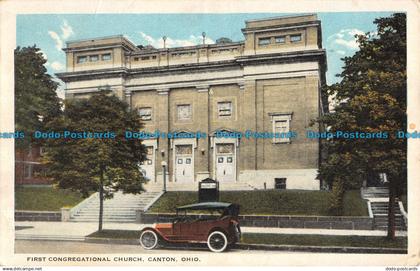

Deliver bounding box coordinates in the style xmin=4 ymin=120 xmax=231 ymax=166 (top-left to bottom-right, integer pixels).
xmin=176 ymin=202 xmax=234 ymax=211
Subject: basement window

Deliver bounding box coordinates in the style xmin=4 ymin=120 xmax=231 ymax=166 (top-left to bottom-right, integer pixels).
xmin=275 ymin=178 xmax=286 ymax=190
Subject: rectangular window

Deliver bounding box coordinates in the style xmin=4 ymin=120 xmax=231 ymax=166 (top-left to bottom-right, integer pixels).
xmin=102 ymin=54 xmax=112 ymax=61
xmin=258 ymin=37 xmax=271 ymax=46
xmin=290 ymin=34 xmax=302 ymax=42
xmin=271 ymin=114 xmax=292 ymax=143
xmin=138 ymin=107 xmax=152 ymax=121
xmin=141 ymin=56 xmax=150 ymax=60
xmin=275 ymin=178 xmax=287 ymax=189
xmin=177 ymin=104 xmax=192 ymax=120
xmin=275 ymin=36 xmax=286 ymax=44
xmin=77 ymin=56 xmax=87 ymax=63
xmin=134 ymin=57 xmax=139 ymax=61
xmin=218 ymin=101 xmax=232 ymax=117
xmin=24 ymin=164 xmax=32 ymax=179
xmin=90 ymin=55 xmax=99 ymax=62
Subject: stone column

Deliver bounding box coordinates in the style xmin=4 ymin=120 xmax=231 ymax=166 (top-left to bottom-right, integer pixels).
xmin=124 ymin=89 xmax=132 ymax=110
xmin=240 ymin=80 xmax=257 ymax=172
xmin=195 ymin=85 xmax=210 ymax=180
xmin=61 ymin=207 xmax=71 ymax=222
xmin=156 ymin=88 xmax=170 ymax=184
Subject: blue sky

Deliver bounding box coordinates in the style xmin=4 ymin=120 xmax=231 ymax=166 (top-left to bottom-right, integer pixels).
xmin=16 ymin=12 xmax=395 ymax=95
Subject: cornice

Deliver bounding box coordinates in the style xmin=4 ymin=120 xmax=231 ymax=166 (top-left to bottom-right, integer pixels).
xmin=56 ymin=49 xmax=326 ymax=83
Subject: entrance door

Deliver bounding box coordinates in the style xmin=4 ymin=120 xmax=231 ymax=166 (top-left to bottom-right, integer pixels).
xmin=215 ymin=143 xmax=235 ymax=182
xmin=139 ymin=146 xmax=155 ymax=182
xmin=175 ymin=144 xmax=194 ymax=182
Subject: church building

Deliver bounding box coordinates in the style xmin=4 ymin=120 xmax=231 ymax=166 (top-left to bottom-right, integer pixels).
xmin=56 ymin=14 xmax=327 ymax=191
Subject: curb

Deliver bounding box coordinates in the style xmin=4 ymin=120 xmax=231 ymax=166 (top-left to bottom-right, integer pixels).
xmin=235 ymin=243 xmax=407 ymax=254
xmin=83 ymin=237 xmax=407 ymax=254
xmin=16 ymin=234 xmax=85 ymax=241
xmin=85 ymin=237 xmax=139 ymax=245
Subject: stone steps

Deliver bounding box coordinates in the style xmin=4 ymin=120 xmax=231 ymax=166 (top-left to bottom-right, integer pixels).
xmin=368 ymin=194 xmax=406 ymax=231
xmin=70 ymin=191 xmax=162 ymax=222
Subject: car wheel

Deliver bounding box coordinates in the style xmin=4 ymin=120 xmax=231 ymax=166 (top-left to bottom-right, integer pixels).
xmin=139 ymin=230 xmax=159 ymax=250
xmin=207 ymin=231 xmax=228 ymax=253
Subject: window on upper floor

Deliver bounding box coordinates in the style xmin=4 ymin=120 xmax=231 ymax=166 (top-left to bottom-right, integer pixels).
xmin=90 ymin=55 xmax=99 ymax=62
xmin=290 ymin=34 xmax=302 ymax=42
xmin=258 ymin=37 xmax=271 ymax=46
xmin=217 ymin=101 xmax=232 ymax=117
xmin=271 ymin=113 xmax=292 ymax=143
xmin=77 ymin=56 xmax=87 ymax=63
xmin=138 ymin=107 xmax=152 ymax=121
xmin=177 ymin=104 xmax=192 ymax=121
xmin=275 ymin=36 xmax=286 ymax=44
xmin=102 ymin=53 xmax=112 ymax=61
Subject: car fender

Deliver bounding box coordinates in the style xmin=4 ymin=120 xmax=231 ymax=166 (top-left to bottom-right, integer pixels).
xmin=207 ymin=227 xmax=228 ymax=238
xmin=140 ymin=226 xmax=170 ymax=242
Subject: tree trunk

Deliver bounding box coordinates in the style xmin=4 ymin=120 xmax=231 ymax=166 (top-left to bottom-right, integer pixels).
xmin=387 ymin=181 xmax=396 ymax=240
xmin=98 ymin=168 xmax=104 ymax=232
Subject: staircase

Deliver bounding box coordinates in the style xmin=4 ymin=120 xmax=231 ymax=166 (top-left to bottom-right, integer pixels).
xmin=362 ymin=186 xmax=407 ymax=231
xmin=370 ymin=201 xmax=406 ymax=231
xmin=70 ymin=191 xmax=162 ymax=223
xmin=362 ymin=187 xmax=390 ymax=198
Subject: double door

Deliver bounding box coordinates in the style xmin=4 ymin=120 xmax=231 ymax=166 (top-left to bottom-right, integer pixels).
xmin=175 ymin=144 xmax=194 ymax=183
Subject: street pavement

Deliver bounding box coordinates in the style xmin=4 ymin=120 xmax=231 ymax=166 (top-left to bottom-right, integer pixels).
xmin=15 ymin=221 xmax=408 ymax=242
xmin=15 ymin=240 xmax=301 ymax=254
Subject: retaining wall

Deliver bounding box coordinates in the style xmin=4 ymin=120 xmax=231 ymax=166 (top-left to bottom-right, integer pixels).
xmin=136 ymin=212 xmax=373 ymax=230
xmin=15 ymin=210 xmax=61 ymax=221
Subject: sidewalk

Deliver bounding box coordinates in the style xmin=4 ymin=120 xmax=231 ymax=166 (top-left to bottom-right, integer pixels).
xmin=15 ymin=221 xmax=408 ymax=241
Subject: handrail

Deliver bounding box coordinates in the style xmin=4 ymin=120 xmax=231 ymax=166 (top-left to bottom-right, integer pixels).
xmin=398 ymin=201 xmax=408 ymax=227
xmin=69 ymin=192 xmax=98 ymax=218
xmin=367 ymin=200 xmax=374 ymax=218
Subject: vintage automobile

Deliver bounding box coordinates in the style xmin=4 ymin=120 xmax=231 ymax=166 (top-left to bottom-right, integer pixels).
xmin=139 ymin=202 xmax=241 ymax=252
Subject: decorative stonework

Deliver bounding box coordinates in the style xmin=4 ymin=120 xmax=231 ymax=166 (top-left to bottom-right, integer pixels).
xmin=196 ymin=84 xmax=210 ymax=92
xmin=157 ymin=88 xmax=170 ymax=95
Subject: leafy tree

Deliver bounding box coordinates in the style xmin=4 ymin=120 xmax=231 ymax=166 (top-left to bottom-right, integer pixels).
xmin=318 ymin=13 xmax=406 ymax=239
xmin=43 ymin=90 xmax=147 ymax=230
xmin=15 ymin=46 xmax=61 ymax=148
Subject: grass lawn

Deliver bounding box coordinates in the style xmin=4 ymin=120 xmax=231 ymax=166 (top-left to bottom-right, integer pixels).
xmin=15 ymin=186 xmax=86 ymax=211
xmin=87 ymin=230 xmax=406 ymax=249
xmin=241 ymin=233 xmax=407 ymax=248
xmin=149 ymin=190 xmax=368 ymax=216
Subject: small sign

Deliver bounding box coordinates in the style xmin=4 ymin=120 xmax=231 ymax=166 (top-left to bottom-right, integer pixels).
xmin=200 ymin=183 xmax=217 ymax=189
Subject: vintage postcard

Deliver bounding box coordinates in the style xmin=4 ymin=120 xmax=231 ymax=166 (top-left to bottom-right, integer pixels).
xmin=0 ymin=0 xmax=419 ymax=268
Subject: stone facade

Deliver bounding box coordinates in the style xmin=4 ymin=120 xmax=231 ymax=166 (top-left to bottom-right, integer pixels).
xmin=57 ymin=14 xmax=327 ymax=191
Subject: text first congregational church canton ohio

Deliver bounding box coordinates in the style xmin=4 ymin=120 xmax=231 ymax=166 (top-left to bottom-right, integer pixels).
xmin=56 ymin=14 xmax=328 ymax=191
